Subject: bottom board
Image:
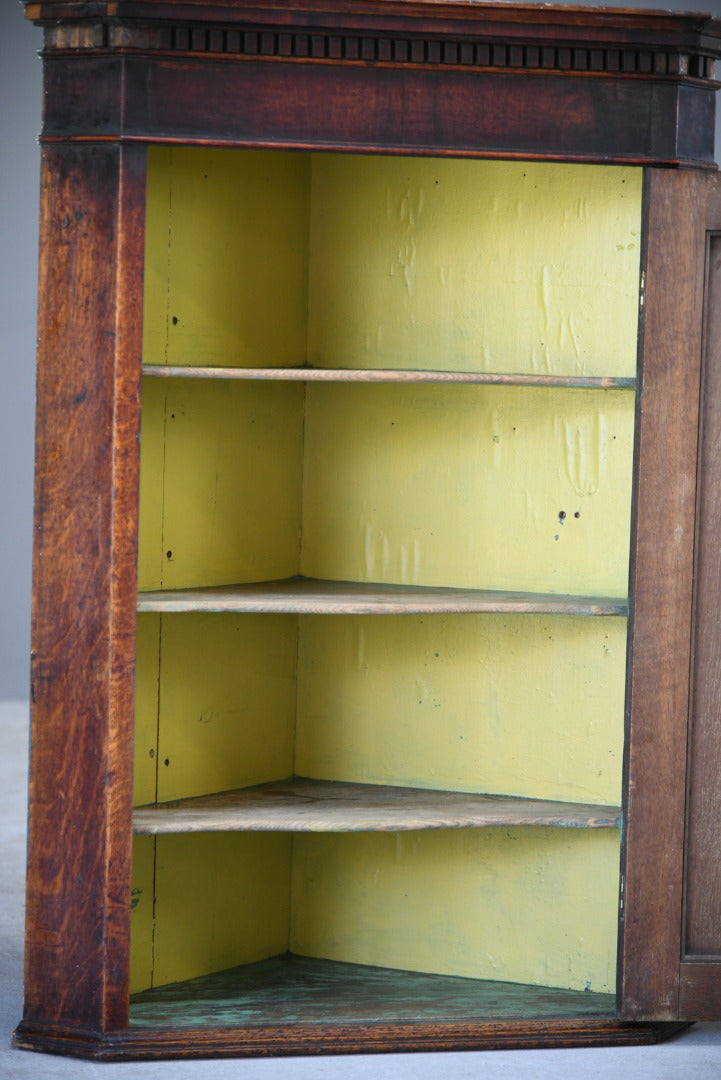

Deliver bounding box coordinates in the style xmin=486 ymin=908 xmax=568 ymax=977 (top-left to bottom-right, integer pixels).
xmin=13 ymin=955 xmax=690 ymax=1060
xmin=129 ymin=954 xmax=616 ymax=1029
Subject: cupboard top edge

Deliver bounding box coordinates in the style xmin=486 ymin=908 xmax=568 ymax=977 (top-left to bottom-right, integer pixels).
xmin=21 ymin=0 xmax=721 ymax=41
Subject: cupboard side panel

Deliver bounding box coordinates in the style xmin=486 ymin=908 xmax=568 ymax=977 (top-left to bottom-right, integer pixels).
xmin=619 ymin=169 xmax=708 ymax=1019
xmin=679 ymin=176 xmax=721 ymax=1019
xmin=683 ymin=232 xmax=721 ymax=962
xmin=21 ymin=143 xmax=145 ymax=1033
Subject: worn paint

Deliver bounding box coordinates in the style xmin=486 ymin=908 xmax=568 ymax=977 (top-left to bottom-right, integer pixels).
xmin=133 ymin=613 xmax=161 ymax=806
xmin=129 ymin=954 xmax=615 ymax=1027
xmin=132 ymin=147 xmax=638 ymax=998
xmin=137 ymin=377 xmax=305 ymax=591
xmin=295 ymin=614 xmax=625 ymax=806
xmin=151 ymin=833 xmax=292 ymax=989
xmin=143 ymin=146 xmax=311 ymax=369
xmin=130 ymin=836 xmax=156 ymax=994
xmin=301 ymin=385 xmax=634 ymax=598
xmin=291 ymin=828 xmax=620 ymax=993
xmin=307 ymin=156 xmax=641 ymax=376
xmin=154 ymin=613 xmax=297 ymax=802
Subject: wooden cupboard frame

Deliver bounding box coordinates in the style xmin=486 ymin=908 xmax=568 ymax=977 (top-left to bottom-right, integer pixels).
xmin=14 ymin=0 xmax=721 ymax=1059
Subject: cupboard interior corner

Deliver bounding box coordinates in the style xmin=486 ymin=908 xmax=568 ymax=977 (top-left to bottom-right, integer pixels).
xmin=129 ymin=145 xmax=642 ymax=1025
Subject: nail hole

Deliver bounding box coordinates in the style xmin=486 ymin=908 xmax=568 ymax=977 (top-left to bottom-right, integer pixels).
xmin=163 ymin=759 xmax=170 ymax=767
xmin=172 ymin=316 xmax=178 ymax=326
xmin=558 ymin=510 xmax=566 ymax=520
xmin=149 ymin=749 xmax=155 ymax=758
xmin=574 ymin=511 xmax=581 ymax=519
xmin=166 ymin=550 xmax=173 ymax=559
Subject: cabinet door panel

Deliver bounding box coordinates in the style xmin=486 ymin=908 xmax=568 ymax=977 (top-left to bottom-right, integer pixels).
xmin=680 ymin=213 xmax=721 ymax=1020
xmin=620 ymin=168 xmax=707 ymax=1020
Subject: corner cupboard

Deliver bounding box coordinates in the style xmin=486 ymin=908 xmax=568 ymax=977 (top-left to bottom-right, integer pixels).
xmin=15 ymin=0 xmax=721 ymax=1059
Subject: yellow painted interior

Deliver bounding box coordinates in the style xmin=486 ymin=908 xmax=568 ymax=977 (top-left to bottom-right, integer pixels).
xmin=133 ymin=613 xmax=160 ymax=807
xmin=300 ymin=384 xmax=633 ymax=596
xmin=144 ymin=147 xmax=641 ymax=376
xmin=137 ymin=379 xmax=305 ymax=591
xmin=152 ymin=833 xmax=292 ymax=988
xmin=154 ymin=614 xmax=297 ymax=802
xmin=143 ymin=147 xmax=310 ymax=369
xmin=291 ymin=829 xmax=620 ymax=993
xmin=129 ymin=836 xmax=155 ymax=994
xmin=307 ymin=156 xmax=641 ymax=377
xmin=132 ymin=147 xmax=640 ymax=999
xmin=295 ymin=614 xmax=625 ymax=806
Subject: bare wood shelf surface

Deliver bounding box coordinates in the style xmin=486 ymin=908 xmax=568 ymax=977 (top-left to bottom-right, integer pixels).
xmin=132 ymin=777 xmax=622 ymax=834
xmin=136 ymin=578 xmax=629 ymax=616
xmin=143 ymin=364 xmax=636 ymax=389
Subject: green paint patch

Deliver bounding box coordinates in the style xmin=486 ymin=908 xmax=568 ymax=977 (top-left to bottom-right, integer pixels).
xmin=129 ymin=954 xmax=615 ymax=1030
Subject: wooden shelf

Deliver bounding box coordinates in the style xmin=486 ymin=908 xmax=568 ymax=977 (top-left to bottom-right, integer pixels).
xmin=136 ymin=577 xmax=628 ymax=616
xmin=129 ymin=955 xmax=617 ymax=1029
xmin=132 ymin=778 xmax=622 ymax=834
xmin=143 ymin=365 xmax=636 ymax=390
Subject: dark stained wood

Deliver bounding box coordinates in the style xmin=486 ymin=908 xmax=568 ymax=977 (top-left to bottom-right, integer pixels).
xmin=674 ymin=179 xmax=721 ymax=1019
xmin=13 ymin=1017 xmax=692 ymax=1060
xmin=684 ymin=226 xmax=721 ymax=961
xmin=27 ymin=1 xmax=721 ymax=167
xmin=22 ymin=0 xmax=721 ymax=45
xmin=136 ymin=578 xmax=629 ymax=616
xmin=40 ymin=53 xmax=717 ymax=168
xmin=143 ymin=365 xmax=636 ymax=389
xmin=679 ymin=962 xmax=721 ymax=1020
xmin=22 ymin=142 xmax=146 ymax=1035
xmin=132 ymin=778 xmax=622 ymax=834
xmin=618 ymin=169 xmax=711 ymax=1020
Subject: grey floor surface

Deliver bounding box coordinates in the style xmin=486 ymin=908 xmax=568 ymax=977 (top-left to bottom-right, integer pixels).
xmin=2 ymin=698 xmax=721 ymax=1079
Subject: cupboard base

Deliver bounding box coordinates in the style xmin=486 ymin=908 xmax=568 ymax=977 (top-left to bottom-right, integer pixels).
xmin=12 ymin=1020 xmax=693 ymax=1060
xmin=13 ymin=956 xmax=692 ymax=1059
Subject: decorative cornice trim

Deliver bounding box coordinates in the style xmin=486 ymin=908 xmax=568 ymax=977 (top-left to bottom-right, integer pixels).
xmin=43 ymin=22 xmax=718 ymax=83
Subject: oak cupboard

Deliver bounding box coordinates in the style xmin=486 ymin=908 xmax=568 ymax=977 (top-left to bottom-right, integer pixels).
xmin=14 ymin=0 xmax=721 ymax=1060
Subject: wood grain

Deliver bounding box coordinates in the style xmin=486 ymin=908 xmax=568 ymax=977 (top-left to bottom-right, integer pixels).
xmin=679 ymin=962 xmax=721 ymax=1020
xmin=137 ymin=578 xmax=628 ymax=616
xmin=22 ymin=143 xmax=146 ymax=1034
xmin=618 ymin=169 xmax=710 ymax=1020
xmin=133 ymin=778 xmax=622 ymax=834
xmin=16 ymin=0 xmax=721 ymax=1057
xmin=683 ymin=224 xmax=721 ymax=960
xmin=28 ymin=3 xmax=721 ymax=171
xmin=12 ymin=1016 xmax=692 ymax=1060
xmin=143 ymin=365 xmax=636 ymax=389
xmin=42 ymin=54 xmax=716 ymax=169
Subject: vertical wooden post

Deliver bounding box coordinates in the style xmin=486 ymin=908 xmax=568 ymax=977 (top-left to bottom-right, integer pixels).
xmin=22 ymin=140 xmax=145 ymax=1035
xmin=619 ymin=168 xmax=709 ymax=1018
xmin=678 ymin=175 xmax=721 ymax=1019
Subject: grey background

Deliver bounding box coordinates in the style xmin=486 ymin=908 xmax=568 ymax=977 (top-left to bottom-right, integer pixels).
xmin=2 ymin=0 xmax=721 ymax=698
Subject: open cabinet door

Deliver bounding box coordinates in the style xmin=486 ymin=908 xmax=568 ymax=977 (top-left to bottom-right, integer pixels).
xmin=621 ymin=168 xmax=721 ymax=1022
